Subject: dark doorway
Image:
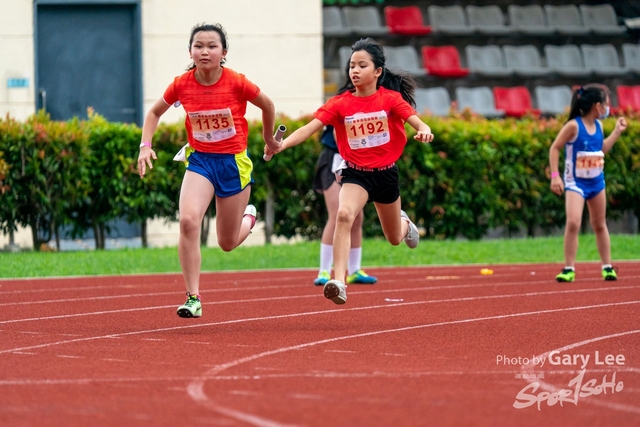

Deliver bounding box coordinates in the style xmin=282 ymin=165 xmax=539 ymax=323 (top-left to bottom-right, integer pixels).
xmin=35 ymin=1 xmax=142 ymax=124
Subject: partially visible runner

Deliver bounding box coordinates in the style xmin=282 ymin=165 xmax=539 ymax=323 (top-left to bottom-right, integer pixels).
xmin=549 ymin=84 xmax=627 ymax=282
xmin=137 ymin=23 xmax=280 ymax=317
xmin=313 ymin=124 xmax=378 ymax=287
xmin=267 ymin=38 xmax=434 ymax=305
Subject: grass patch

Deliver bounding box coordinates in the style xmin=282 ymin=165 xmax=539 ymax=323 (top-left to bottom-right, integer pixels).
xmin=1 ymin=234 xmax=639 ymax=279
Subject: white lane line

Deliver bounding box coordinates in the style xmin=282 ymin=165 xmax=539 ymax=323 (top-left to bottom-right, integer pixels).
xmin=185 ymin=300 xmax=640 ymax=426
xmin=0 ymin=280 xmax=310 ymax=296
xmin=1 ymin=286 xmax=638 ymax=355
xmin=2 ymin=368 xmax=636 ymax=387
xmin=2 ymin=282 xmax=639 ymax=325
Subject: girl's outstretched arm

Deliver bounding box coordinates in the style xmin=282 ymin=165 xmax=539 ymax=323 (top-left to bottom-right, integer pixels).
xmin=265 ymin=118 xmax=325 ymax=157
xmin=406 ymin=115 xmax=434 ymax=143
xmin=549 ymin=120 xmax=577 ymax=195
xmin=249 ymin=92 xmax=279 ymax=151
xmin=138 ymin=97 xmax=170 ymax=177
xmin=603 ymin=117 xmax=627 ymax=153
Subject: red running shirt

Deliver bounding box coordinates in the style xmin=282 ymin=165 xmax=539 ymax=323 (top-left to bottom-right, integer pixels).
xmin=163 ymin=68 xmax=260 ymax=154
xmin=314 ymin=87 xmax=417 ymax=168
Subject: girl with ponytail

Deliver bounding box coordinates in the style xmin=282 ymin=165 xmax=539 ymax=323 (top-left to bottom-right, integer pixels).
xmin=549 ymin=84 xmax=627 ymax=282
xmin=266 ymin=37 xmax=434 ymax=305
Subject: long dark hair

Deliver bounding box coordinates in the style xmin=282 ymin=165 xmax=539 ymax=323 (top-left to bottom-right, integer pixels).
xmin=567 ymin=84 xmax=608 ymax=121
xmin=186 ymin=23 xmax=228 ymax=71
xmin=337 ymin=38 xmax=417 ymax=107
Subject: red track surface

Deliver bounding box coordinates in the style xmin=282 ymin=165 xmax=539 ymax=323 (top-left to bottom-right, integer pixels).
xmin=1 ymin=262 xmax=639 ymax=427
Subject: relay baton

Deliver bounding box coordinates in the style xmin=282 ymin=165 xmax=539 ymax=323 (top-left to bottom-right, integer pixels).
xmin=263 ymin=124 xmax=286 ymax=161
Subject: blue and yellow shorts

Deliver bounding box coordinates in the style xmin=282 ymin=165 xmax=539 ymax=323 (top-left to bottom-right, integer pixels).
xmin=186 ymin=150 xmax=254 ymax=198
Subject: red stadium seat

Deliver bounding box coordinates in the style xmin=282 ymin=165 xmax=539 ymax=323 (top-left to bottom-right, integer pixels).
xmin=384 ymin=6 xmax=432 ymax=36
xmin=615 ymin=85 xmax=640 ymax=113
xmin=493 ymin=86 xmax=540 ymax=118
xmin=421 ymin=45 xmax=469 ymax=78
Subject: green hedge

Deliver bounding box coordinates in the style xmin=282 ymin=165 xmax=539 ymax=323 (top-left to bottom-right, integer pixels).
xmin=1 ymin=110 xmax=638 ymax=250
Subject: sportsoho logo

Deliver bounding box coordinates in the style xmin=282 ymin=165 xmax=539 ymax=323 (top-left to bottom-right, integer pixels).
xmin=496 ymin=351 xmax=627 ymax=411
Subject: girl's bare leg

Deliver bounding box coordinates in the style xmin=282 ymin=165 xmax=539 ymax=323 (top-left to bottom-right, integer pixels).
xmin=586 ymin=190 xmax=611 ymax=265
xmin=178 ymin=171 xmax=215 ymax=296
xmin=215 ymin=185 xmax=252 ymax=252
xmin=564 ymin=190 xmax=586 ymax=267
xmin=333 ymin=183 xmax=368 ymax=283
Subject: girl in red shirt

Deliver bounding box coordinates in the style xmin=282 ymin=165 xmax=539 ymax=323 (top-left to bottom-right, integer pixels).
xmin=267 ymin=38 xmax=434 ymax=305
xmin=137 ymin=23 xmax=280 ymax=318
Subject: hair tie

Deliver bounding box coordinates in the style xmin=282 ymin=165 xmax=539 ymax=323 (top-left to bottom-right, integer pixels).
xmin=578 ymin=86 xmax=585 ymax=96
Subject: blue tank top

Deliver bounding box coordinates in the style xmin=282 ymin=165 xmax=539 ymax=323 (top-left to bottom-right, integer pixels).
xmin=320 ymin=125 xmax=338 ymax=150
xmin=564 ymin=117 xmax=605 ymax=184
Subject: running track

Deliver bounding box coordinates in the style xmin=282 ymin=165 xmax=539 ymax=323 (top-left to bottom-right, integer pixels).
xmin=1 ymin=262 xmax=639 ymax=427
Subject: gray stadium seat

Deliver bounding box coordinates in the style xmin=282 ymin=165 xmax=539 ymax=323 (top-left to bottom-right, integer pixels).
xmin=323 ymin=6 xmax=350 ymax=37
xmin=427 ymin=5 xmax=475 ymax=35
xmin=622 ymin=43 xmax=640 ymax=73
xmin=507 ymin=5 xmax=554 ymax=35
xmin=535 ymin=85 xmax=573 ymax=116
xmin=414 ymin=87 xmax=451 ymax=116
xmin=465 ymin=5 xmax=511 ymax=35
xmin=455 ymin=86 xmax=505 ymax=118
xmin=543 ymin=45 xmax=590 ymax=77
xmin=343 ymin=6 xmax=388 ymax=36
xmin=384 ymin=45 xmax=427 ymax=77
xmin=503 ymin=45 xmax=550 ymax=77
xmin=581 ymin=44 xmax=627 ymax=77
xmin=465 ymin=45 xmax=513 ymax=77
xmin=544 ymin=5 xmax=590 ymax=36
xmin=339 ymin=46 xmax=352 ymax=68
xmin=579 ymin=5 xmax=627 ymax=35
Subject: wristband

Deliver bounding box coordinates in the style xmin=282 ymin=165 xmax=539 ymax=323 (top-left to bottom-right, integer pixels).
xmin=551 ymin=171 xmax=560 ymax=179
xmin=139 ymin=141 xmax=152 ymax=148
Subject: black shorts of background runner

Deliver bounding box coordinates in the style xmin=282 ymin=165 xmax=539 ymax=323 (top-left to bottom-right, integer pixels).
xmin=313 ymin=146 xmax=340 ymax=193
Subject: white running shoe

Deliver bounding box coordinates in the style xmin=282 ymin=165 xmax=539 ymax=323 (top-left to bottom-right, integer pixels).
xmin=244 ymin=204 xmax=257 ymax=230
xmin=401 ymin=210 xmax=419 ymax=249
xmin=323 ymin=280 xmax=347 ymax=304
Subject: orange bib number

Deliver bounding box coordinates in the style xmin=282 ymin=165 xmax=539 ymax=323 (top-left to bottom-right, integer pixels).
xmin=188 ymin=108 xmax=236 ymax=143
xmin=345 ymin=111 xmax=390 ymax=150
xmin=575 ymin=151 xmax=604 ymax=179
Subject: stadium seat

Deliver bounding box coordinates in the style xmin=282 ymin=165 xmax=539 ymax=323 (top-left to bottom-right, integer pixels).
xmin=615 ymin=85 xmax=640 ymax=113
xmin=544 ymin=5 xmax=590 ymax=35
xmin=343 ymin=6 xmax=388 ymax=36
xmin=427 ymin=5 xmax=474 ymax=35
xmin=465 ymin=45 xmax=513 ymax=77
xmin=493 ymin=86 xmax=540 ymax=118
xmin=621 ymin=43 xmax=640 ymax=73
xmin=580 ymin=44 xmax=627 ymax=77
xmin=323 ymin=6 xmax=350 ymax=37
xmin=455 ymin=86 xmax=505 ymax=118
xmin=507 ymin=5 xmax=554 ymax=35
xmin=421 ymin=45 xmax=469 ymax=78
xmin=579 ymin=5 xmax=627 ymax=35
xmin=414 ymin=87 xmax=451 ymax=116
xmin=534 ymin=85 xmax=573 ymax=116
xmin=465 ymin=5 xmax=511 ymax=35
xmin=503 ymin=45 xmax=550 ymax=77
xmin=384 ymin=6 xmax=432 ymax=36
xmin=384 ymin=45 xmax=427 ymax=77
xmin=543 ymin=45 xmax=590 ymax=77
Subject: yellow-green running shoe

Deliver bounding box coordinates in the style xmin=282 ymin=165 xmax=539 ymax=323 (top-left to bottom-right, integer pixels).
xmin=556 ymin=268 xmax=576 ymax=283
xmin=602 ymin=266 xmax=618 ymax=281
xmin=314 ymin=270 xmax=331 ymax=286
xmin=177 ymin=292 xmax=202 ymax=318
xmin=346 ymin=269 xmax=378 ymax=285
